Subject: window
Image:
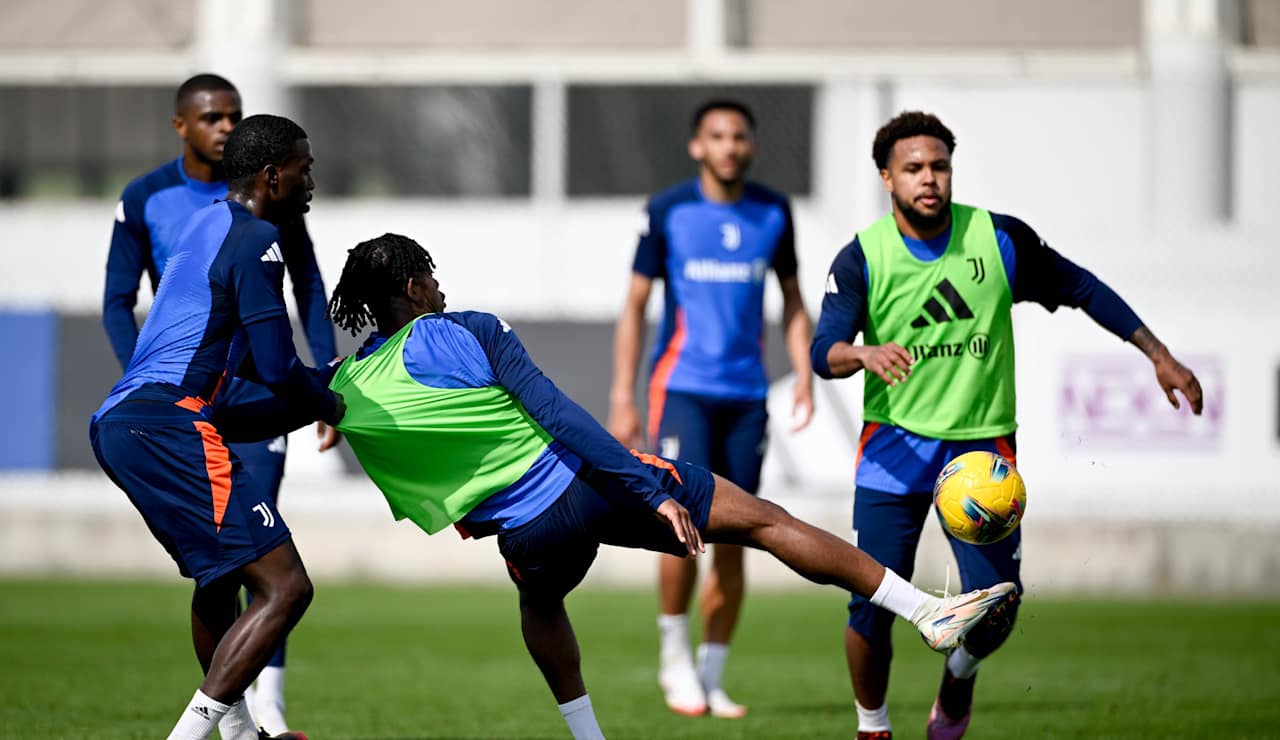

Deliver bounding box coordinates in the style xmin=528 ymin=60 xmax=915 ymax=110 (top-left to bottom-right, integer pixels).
xmin=568 ymin=84 xmax=813 ymax=197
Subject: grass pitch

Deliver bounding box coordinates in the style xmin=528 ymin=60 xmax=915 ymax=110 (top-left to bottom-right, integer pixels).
xmin=1 ymin=579 xmax=1277 ymax=738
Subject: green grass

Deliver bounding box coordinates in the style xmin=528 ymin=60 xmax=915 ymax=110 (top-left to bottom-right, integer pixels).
xmin=2 ymin=580 xmax=1278 ymax=739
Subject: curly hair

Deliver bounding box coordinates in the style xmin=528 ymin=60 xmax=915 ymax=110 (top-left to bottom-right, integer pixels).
xmin=327 ymin=233 xmax=437 ymax=336
xmin=222 ymin=114 xmax=308 ymax=185
xmin=872 ymin=111 xmax=956 ymax=170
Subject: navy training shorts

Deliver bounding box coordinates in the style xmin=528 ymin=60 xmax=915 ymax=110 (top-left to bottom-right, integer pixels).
xmin=91 ymin=398 xmax=293 ymax=588
xmin=498 ymin=455 xmax=715 ymax=601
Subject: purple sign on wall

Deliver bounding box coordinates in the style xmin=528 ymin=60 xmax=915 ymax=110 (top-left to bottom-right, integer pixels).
xmin=1059 ymin=355 xmax=1223 ymax=449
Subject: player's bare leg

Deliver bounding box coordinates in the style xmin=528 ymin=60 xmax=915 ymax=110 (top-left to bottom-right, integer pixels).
xmin=517 ymin=591 xmax=605 ymax=740
xmin=196 ymin=540 xmax=313 ymax=703
xmin=703 ymin=474 xmax=1014 ymax=648
xmin=191 ymin=577 xmax=240 ymax=676
xmin=657 ymin=554 xmax=707 ymax=715
xmin=697 ymin=544 xmax=747 ymax=717
xmin=846 ymin=623 xmax=893 ymax=734
xmin=187 ymin=578 xmax=263 ymax=739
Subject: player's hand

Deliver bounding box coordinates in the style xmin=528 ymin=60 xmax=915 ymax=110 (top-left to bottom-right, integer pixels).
xmin=861 ymin=343 xmax=914 ymax=386
xmin=656 ymin=498 xmax=704 ymax=558
xmin=315 ymin=421 xmax=343 ymax=452
xmin=606 ymin=401 xmax=643 ymax=448
xmin=1152 ymin=349 xmax=1203 ymax=415
xmin=791 ymin=377 xmax=814 ymax=432
xmin=325 ymin=392 xmax=346 ymax=426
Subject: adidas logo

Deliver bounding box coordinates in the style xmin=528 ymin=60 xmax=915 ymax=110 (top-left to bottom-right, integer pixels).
xmin=260 ymin=241 xmax=283 ymax=263
xmin=910 ymin=278 xmax=973 ymax=328
xmin=191 ymin=705 xmax=213 ymax=719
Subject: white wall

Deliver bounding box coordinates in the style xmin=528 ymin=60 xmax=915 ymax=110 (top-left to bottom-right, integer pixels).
xmin=2 ymin=78 xmax=1278 ymax=589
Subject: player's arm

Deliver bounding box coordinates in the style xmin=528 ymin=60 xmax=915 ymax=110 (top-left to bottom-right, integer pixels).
xmin=102 ymin=186 xmax=152 ymax=369
xmin=773 ymin=201 xmax=815 ymax=430
xmin=608 ymin=273 xmax=654 ymax=446
xmin=608 ymin=200 xmax=665 ymax=446
xmin=810 ymin=238 xmax=913 ymax=384
xmin=216 ymin=357 xmax=342 ymax=442
xmin=279 ymin=218 xmax=343 ymax=450
xmin=999 ymin=213 xmax=1203 ymax=414
xmin=234 ymin=239 xmax=345 ymax=426
xmin=462 ymin=311 xmax=700 ymax=553
xmin=279 ymin=218 xmax=338 ymax=364
xmin=461 ymin=312 xmax=675 ymax=513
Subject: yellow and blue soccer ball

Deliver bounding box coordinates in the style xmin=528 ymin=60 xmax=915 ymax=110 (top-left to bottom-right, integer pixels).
xmin=933 ymin=451 xmax=1026 ymax=545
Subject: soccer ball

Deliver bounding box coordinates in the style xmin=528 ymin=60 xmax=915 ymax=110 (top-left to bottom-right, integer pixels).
xmin=933 ymin=451 xmax=1026 ymax=545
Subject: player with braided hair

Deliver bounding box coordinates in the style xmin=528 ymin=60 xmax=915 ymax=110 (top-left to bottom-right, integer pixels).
xmin=315 ymin=232 xmax=1014 ymax=740
xmin=327 ymin=233 xmax=436 ymax=336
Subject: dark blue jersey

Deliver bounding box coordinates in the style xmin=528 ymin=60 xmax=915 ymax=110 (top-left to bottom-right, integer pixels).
xmin=353 ymin=311 xmax=675 ymax=528
xmin=810 ymin=211 xmax=1143 ymax=378
xmin=636 ymin=179 xmax=797 ymax=401
xmin=94 ymin=201 xmax=337 ymax=424
xmin=103 ymin=158 xmax=336 ymax=369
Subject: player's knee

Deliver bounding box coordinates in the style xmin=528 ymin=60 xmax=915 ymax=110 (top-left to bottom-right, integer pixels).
xmin=518 ymin=586 xmax=564 ymax=616
xmin=740 ymin=497 xmax=790 ymax=536
xmin=277 ymin=569 xmax=314 ymax=619
xmin=962 ymin=593 xmax=1020 ymax=659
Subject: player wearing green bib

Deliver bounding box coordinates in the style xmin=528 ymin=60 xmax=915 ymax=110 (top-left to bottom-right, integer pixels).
xmin=309 ymin=233 xmax=1018 ymax=739
xmin=811 ymin=112 xmax=1204 ymax=740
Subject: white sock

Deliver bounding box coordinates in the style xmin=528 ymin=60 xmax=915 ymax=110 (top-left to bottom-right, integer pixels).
xmin=215 ymin=698 xmax=257 ymax=740
xmin=855 ymin=699 xmax=891 ymax=733
xmin=657 ymin=613 xmax=692 ymax=666
xmin=869 ymin=568 xmax=932 ymax=622
xmin=255 ymin=665 xmax=287 ymax=714
xmin=558 ymin=694 xmax=605 ymax=740
xmin=696 ymin=642 xmax=730 ymax=693
xmin=167 ymin=689 xmax=229 ymax=740
xmin=946 ymin=645 xmax=981 ymax=679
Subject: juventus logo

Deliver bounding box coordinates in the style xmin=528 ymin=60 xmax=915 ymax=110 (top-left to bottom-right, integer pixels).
xmin=251 ymin=502 xmax=276 ymax=528
xmin=967 ymin=257 xmax=986 ymax=284
xmin=720 ymin=223 xmax=741 ymax=251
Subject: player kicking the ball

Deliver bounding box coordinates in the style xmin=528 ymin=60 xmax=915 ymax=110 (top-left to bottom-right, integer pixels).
xmin=222 ymin=233 xmax=1016 ymax=739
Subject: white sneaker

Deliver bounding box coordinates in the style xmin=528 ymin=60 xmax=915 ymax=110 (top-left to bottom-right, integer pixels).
xmin=659 ymin=660 xmax=707 ymax=716
xmin=705 ymin=687 xmax=747 ymax=719
xmin=912 ymin=582 xmax=1017 ymax=652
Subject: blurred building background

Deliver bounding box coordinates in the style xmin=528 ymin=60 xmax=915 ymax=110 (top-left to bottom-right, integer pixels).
xmin=0 ymin=0 xmax=1276 ymax=593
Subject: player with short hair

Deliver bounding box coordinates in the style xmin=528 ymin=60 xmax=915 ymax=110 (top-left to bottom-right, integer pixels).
xmin=307 ymin=232 xmax=1013 ymax=740
xmin=91 ymin=114 xmax=343 ymax=740
xmin=102 ymin=73 xmax=338 ymax=735
xmin=811 ymin=111 xmax=1203 ymax=740
xmin=607 ymin=98 xmax=815 ymax=718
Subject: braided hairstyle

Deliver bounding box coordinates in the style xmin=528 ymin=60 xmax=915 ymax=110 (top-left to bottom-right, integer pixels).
xmin=327 ymin=233 xmax=437 ymax=336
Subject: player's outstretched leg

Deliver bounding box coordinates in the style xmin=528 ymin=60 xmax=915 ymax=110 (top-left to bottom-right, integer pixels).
xmin=517 ymin=590 xmax=605 ymax=740
xmin=701 ymin=474 xmax=1016 ymax=651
